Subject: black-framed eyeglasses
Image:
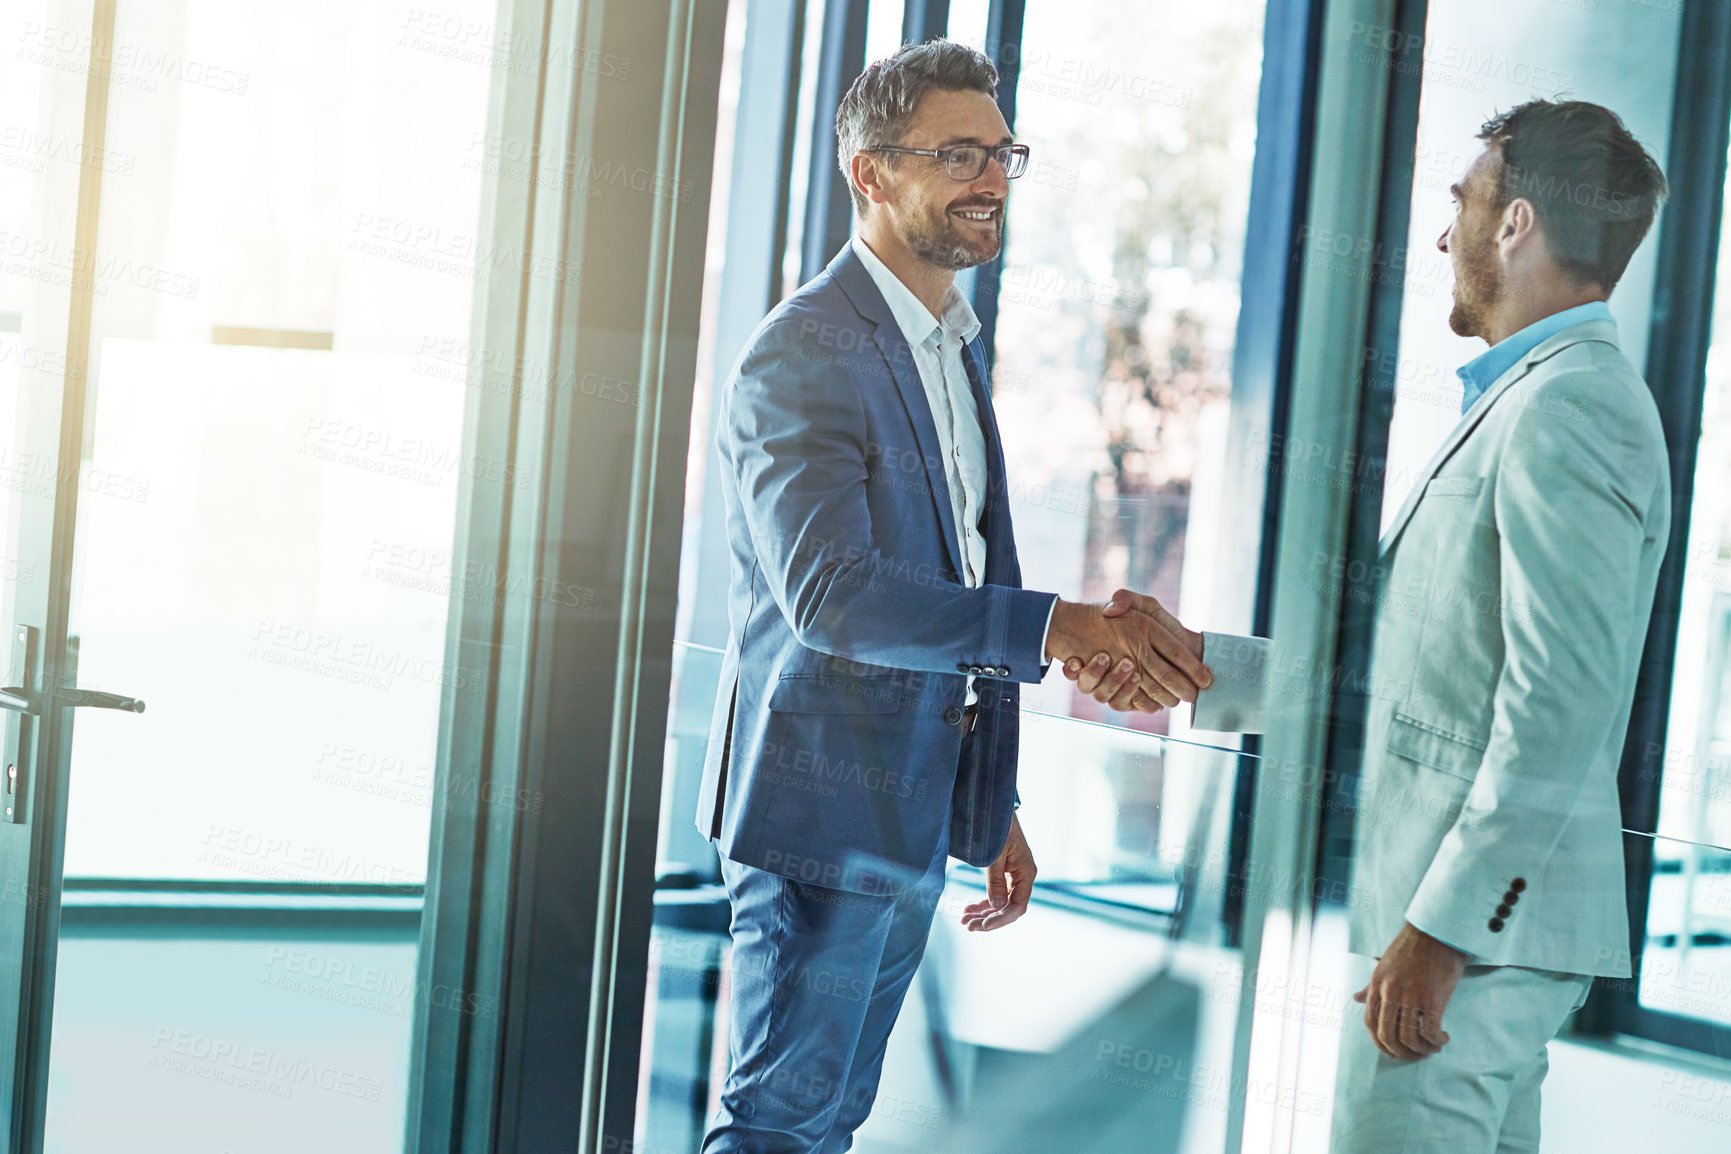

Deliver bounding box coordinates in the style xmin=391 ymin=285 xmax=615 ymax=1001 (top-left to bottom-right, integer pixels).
xmin=865 ymin=143 xmax=1031 ymax=181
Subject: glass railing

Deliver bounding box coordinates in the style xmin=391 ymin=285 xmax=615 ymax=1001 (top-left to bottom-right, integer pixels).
xmin=645 ymin=641 xmax=1256 ymax=1154
xmin=651 ymin=638 xmax=1731 ymax=1152
xmin=1638 ymin=831 xmax=1731 ymax=1033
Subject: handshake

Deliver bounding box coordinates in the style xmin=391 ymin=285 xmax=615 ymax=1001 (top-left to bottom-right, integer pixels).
xmin=1043 ymin=589 xmax=1212 ymax=713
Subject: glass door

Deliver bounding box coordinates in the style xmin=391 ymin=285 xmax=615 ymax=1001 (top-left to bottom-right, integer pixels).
xmin=1 ymin=1 xmax=111 ymax=1146
xmin=2 ymin=0 xmax=505 ymax=1148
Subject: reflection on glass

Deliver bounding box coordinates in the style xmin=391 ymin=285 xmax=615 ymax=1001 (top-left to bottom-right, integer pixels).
xmin=990 ymin=0 xmax=1264 ymax=731
xmin=0 ymin=0 xmax=88 ymax=644
xmin=60 ymin=0 xmax=495 ymax=883
xmin=34 ymin=0 xmax=499 ymax=1149
xmin=640 ymin=637 xmax=1252 ymax=1154
xmin=1570 ymin=834 xmax=1731 ymax=1151
xmin=1643 ymin=115 xmax=1731 ymax=1034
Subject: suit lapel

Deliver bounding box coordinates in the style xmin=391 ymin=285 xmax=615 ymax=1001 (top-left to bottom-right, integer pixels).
xmin=961 ymin=338 xmax=1018 ymax=585
xmin=828 ymin=247 xmax=967 ymax=580
xmin=874 ymin=322 xmax=967 ymax=578
xmin=1377 ymin=323 xmax=1620 ymax=557
xmin=1376 ymin=372 xmax=1521 ymax=556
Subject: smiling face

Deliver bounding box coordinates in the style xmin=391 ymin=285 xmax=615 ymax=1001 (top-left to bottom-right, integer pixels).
xmin=869 ymin=88 xmax=1011 ymax=270
xmin=1438 ymin=147 xmax=1507 ymax=340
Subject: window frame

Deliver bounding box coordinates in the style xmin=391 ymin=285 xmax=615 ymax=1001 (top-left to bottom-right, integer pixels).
xmin=1581 ymin=0 xmax=1731 ymax=1060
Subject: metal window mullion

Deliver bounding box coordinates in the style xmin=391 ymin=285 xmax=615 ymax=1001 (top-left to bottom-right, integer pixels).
xmin=1225 ymin=2 xmax=1403 ymax=1151
xmin=7 ymin=1 xmax=115 ymax=1148
xmin=967 ymin=0 xmax=1024 ymax=366
xmin=1216 ymin=0 xmax=1326 ymax=949
xmin=484 ymin=1 xmax=728 ymax=1150
xmin=405 ymin=0 xmax=579 ymax=1146
xmin=799 ymin=0 xmax=869 ymax=283
xmin=1587 ymin=0 xmax=1731 ymax=1055
xmin=902 ymin=0 xmax=950 ymax=45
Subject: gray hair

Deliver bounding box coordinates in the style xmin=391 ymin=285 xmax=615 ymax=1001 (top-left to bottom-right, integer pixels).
xmin=835 ymin=39 xmax=999 ymax=214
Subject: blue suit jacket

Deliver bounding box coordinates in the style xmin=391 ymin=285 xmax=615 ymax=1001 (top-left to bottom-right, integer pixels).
xmin=696 ymin=244 xmax=1057 ymax=893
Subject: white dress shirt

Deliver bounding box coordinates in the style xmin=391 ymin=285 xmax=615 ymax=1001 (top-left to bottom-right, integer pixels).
xmin=852 ymin=238 xmax=1056 ymax=702
xmin=852 ymin=237 xmax=991 ymax=588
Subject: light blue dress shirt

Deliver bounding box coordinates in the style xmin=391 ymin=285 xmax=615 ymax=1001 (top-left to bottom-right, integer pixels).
xmin=1456 ymin=300 xmax=1615 ymax=415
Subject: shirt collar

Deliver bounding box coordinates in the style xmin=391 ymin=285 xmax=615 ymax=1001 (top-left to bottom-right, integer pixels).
xmin=851 ymin=236 xmax=981 ymax=351
xmin=1456 ymin=300 xmax=1614 ymax=414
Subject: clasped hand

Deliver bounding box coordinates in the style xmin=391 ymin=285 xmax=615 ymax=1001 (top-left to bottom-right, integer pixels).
xmin=1044 ymin=589 xmax=1211 ymax=713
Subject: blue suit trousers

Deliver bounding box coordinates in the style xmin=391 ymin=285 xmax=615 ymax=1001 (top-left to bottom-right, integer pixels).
xmin=700 ymin=825 xmax=951 ymax=1153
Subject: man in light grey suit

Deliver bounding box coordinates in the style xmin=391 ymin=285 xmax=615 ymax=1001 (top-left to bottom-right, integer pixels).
xmin=1065 ymin=100 xmax=1670 ymax=1151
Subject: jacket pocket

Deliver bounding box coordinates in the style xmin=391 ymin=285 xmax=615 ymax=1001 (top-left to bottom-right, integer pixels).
xmin=1424 ymin=475 xmax=1483 ymax=499
xmin=768 ymin=674 xmax=905 ymax=714
xmin=1386 ymin=712 xmax=1485 ymax=780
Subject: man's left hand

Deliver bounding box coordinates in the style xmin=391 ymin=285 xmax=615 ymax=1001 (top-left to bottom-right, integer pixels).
xmin=1352 ymin=922 xmax=1468 ymax=1060
xmin=961 ymin=814 xmax=1036 ymax=932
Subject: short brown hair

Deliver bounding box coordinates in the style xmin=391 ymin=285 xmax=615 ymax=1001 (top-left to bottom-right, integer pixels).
xmin=835 ymin=40 xmax=999 ymax=214
xmin=1477 ymin=100 xmax=1668 ymax=290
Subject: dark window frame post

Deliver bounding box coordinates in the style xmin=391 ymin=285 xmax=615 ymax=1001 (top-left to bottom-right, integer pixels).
xmin=1582 ymin=0 xmax=1731 ymax=1060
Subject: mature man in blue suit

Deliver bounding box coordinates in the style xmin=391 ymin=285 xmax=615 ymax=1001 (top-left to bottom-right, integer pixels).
xmin=696 ymin=39 xmax=1211 ymax=1153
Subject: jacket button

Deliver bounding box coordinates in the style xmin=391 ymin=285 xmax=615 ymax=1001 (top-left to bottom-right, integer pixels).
xmin=997 ymin=666 xmax=1011 ymax=677
xmin=1503 ymin=890 xmax=1519 ymax=905
xmin=956 ymin=663 xmax=970 ymax=673
xmin=1509 ymin=878 xmax=1527 ymax=892
xmin=969 ymin=665 xmax=984 ymax=675
xmin=1488 ymin=917 xmax=1505 ymax=933
xmin=943 ymin=706 xmax=964 ymax=726
xmin=1495 ymin=903 xmax=1512 ymax=918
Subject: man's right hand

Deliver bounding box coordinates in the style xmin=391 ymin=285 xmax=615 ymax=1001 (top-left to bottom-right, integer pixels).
xmin=1044 ymin=592 xmax=1212 ymax=712
xmin=1057 ymin=589 xmax=1207 ymax=712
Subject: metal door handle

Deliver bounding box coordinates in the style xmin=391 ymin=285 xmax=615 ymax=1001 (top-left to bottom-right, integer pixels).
xmin=2 ymin=625 xmax=144 ymax=825
xmin=2 ymin=625 xmax=145 ymax=717
xmin=0 ymin=686 xmax=146 ymax=715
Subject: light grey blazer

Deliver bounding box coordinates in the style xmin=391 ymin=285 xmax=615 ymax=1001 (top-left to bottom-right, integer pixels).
xmin=1195 ymin=318 xmax=1669 ymax=977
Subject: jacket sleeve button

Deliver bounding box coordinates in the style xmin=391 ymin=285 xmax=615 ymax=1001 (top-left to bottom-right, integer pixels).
xmin=1509 ymin=878 xmax=1527 ymax=892
xmin=956 ymin=663 xmax=970 ymax=673
xmin=1495 ymin=903 xmax=1512 ymax=918
xmin=1488 ymin=917 xmax=1505 ymax=932
xmin=1503 ymin=890 xmax=1519 ymax=905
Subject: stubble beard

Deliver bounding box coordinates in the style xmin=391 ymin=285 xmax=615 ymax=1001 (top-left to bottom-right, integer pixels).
xmin=903 ymin=200 xmax=1002 ymax=271
xmin=1447 ymin=236 xmax=1500 ymax=340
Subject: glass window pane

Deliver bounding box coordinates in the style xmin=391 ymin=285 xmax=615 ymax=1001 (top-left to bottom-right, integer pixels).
xmin=59 ymin=0 xmax=496 ymax=883
xmin=991 ymin=0 xmax=1265 ymax=732
xmin=1643 ymin=141 xmax=1731 ymax=1029
xmin=638 ymin=4 xmax=1273 ymax=1151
